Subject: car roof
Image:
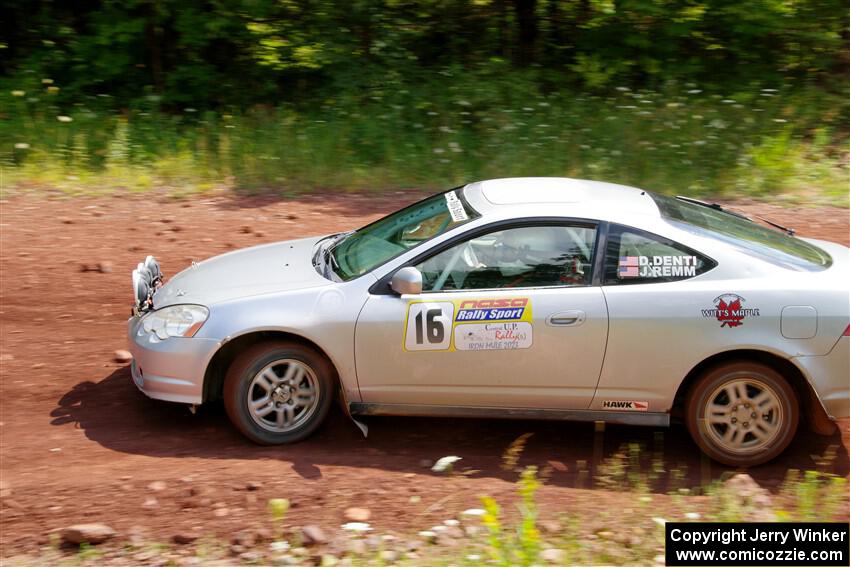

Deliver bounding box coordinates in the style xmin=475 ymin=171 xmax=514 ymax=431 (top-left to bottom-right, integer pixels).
xmin=462 ymin=177 xmax=661 ymax=218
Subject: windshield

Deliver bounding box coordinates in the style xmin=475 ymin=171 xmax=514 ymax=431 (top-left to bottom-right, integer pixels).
xmin=329 ymin=189 xmax=479 ymax=280
xmin=650 ymin=193 xmax=831 ymax=271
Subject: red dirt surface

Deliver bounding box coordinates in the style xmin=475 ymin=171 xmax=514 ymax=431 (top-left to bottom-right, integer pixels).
xmin=1 ymin=192 xmax=848 ymax=554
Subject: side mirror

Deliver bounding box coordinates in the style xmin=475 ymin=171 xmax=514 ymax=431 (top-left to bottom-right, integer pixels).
xmin=390 ymin=267 xmax=423 ymax=295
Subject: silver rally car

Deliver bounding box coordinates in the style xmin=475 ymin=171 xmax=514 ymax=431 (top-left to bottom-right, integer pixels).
xmin=128 ymin=178 xmax=849 ymax=466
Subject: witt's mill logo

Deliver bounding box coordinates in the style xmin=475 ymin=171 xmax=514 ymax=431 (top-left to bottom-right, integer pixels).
xmin=702 ymin=293 xmax=760 ymax=328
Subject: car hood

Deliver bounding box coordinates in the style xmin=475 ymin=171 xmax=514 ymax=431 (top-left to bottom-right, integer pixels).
xmin=153 ymin=236 xmax=332 ymax=308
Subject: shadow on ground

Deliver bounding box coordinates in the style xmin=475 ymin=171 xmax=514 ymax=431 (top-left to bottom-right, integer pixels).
xmin=51 ymin=368 xmax=849 ymax=492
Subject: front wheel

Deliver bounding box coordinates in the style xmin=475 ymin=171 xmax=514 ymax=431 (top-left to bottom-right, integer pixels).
xmin=223 ymin=341 xmax=334 ymax=444
xmin=685 ymin=362 xmax=798 ymax=467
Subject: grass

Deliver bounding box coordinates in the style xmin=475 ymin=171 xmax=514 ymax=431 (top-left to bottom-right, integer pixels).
xmin=2 ymin=80 xmax=848 ymax=203
xmin=7 ymin=455 xmax=847 ymax=566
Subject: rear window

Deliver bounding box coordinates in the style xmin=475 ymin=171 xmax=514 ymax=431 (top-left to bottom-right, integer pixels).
xmin=650 ymin=194 xmax=832 ymax=271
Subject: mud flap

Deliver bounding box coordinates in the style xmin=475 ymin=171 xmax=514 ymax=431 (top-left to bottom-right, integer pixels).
xmin=337 ymin=385 xmax=368 ymax=438
xmin=350 ymin=417 xmax=369 ymax=437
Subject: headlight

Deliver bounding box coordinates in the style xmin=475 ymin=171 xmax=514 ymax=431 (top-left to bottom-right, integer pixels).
xmin=141 ymin=305 xmax=209 ymax=339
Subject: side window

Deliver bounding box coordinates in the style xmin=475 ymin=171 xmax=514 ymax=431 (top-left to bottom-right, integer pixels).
xmin=416 ymin=224 xmax=597 ymax=292
xmin=604 ymin=224 xmax=714 ymax=285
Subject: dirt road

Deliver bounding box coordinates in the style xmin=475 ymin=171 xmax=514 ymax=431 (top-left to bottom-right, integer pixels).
xmin=1 ymin=191 xmax=848 ymax=554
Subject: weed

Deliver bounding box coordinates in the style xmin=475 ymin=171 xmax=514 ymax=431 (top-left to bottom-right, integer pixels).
xmin=480 ymin=465 xmax=543 ymax=566
xmin=267 ymin=497 xmax=290 ymax=539
xmin=1 ymin=84 xmax=846 ymax=202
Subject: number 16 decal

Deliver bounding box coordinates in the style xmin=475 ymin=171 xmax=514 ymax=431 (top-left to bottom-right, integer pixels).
xmin=404 ymin=302 xmax=454 ymax=351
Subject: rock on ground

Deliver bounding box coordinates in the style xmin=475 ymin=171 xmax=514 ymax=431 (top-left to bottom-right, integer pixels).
xmin=301 ymin=525 xmax=327 ymax=546
xmin=113 ymin=350 xmax=133 ymax=363
xmin=344 ymin=507 xmax=371 ymax=522
xmin=60 ymin=523 xmax=116 ymax=545
xmin=540 ymin=548 xmax=566 ymax=563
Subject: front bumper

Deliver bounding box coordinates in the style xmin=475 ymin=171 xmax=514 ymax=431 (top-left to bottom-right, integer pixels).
xmin=794 ymin=337 xmax=850 ymax=419
xmin=127 ymin=316 xmax=220 ymax=404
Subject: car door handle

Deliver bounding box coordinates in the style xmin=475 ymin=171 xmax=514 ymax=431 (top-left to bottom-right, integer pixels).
xmin=547 ymin=310 xmax=586 ymax=327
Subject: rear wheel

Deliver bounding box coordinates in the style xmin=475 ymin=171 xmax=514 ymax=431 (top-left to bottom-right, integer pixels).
xmin=223 ymin=341 xmax=334 ymax=444
xmin=685 ymin=361 xmax=798 ymax=467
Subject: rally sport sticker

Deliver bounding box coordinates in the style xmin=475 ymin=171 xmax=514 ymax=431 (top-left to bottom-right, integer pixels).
xmin=403 ymin=297 xmax=533 ymax=352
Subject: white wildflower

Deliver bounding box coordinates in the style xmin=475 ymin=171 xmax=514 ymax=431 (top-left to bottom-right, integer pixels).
xmin=269 ymin=540 xmax=290 ymax=552
xmin=57 ymin=115 xmax=73 ymax=123
xmin=11 ymin=90 xmax=25 ymax=97
xmin=461 ymin=508 xmax=486 ymax=517
xmin=685 ymin=512 xmax=701 ymax=520
xmin=14 ymin=142 xmax=30 ymax=150
xmin=342 ymin=522 xmax=372 ymax=532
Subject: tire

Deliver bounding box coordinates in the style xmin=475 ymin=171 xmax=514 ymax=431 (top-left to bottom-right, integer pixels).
xmin=685 ymin=361 xmax=798 ymax=467
xmin=223 ymin=341 xmax=335 ymax=445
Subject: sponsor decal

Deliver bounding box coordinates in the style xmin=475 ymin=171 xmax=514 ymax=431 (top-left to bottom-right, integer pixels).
xmin=701 ymin=293 xmax=760 ymax=328
xmin=618 ymin=255 xmax=698 ymax=279
xmin=445 ymin=191 xmax=469 ymax=222
xmin=602 ymin=400 xmax=649 ymax=411
xmin=456 ymin=298 xmax=529 ymax=322
xmin=404 ymin=297 xmax=532 ymax=351
xmin=454 ymin=322 xmax=533 ymax=351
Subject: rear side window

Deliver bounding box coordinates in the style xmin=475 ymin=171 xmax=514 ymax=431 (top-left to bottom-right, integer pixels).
xmin=650 ymin=193 xmax=831 ymax=271
xmin=604 ymin=225 xmax=715 ymax=285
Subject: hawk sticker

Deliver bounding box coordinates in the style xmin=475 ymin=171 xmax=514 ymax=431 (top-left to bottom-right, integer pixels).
xmin=702 ymin=293 xmax=760 ymax=328
xmin=602 ymin=400 xmax=648 ymax=411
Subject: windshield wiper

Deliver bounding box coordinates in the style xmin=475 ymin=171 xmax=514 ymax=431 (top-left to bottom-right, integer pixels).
xmin=751 ymin=214 xmax=796 ymax=236
xmin=675 ymin=196 xmax=796 ymax=236
xmin=676 ymin=195 xmax=795 ymax=236
xmin=675 ymin=196 xmax=752 ymax=221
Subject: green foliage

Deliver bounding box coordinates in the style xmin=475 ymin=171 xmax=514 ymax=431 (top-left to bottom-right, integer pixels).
xmin=2 ymin=0 xmax=848 ymax=110
xmin=2 ymin=82 xmax=846 ymax=201
xmin=1 ymin=0 xmax=847 ymax=199
xmin=480 ymin=466 xmax=543 ymax=566
xmin=778 ymin=469 xmax=849 ymax=521
xmin=267 ymin=497 xmax=291 ymax=539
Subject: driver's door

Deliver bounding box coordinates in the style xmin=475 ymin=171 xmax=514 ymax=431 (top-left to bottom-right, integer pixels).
xmin=353 ymin=222 xmax=609 ymax=409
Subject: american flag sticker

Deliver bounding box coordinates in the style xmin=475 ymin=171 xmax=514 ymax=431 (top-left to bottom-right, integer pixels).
xmin=618 ymin=256 xmax=639 ymax=278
